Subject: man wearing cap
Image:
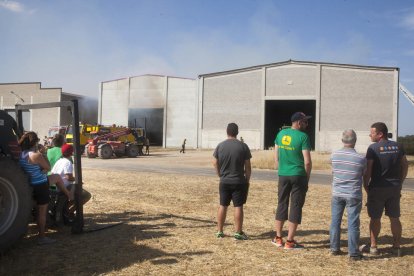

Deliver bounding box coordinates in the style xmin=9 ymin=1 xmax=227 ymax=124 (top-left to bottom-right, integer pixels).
xmin=213 ymin=123 xmax=252 ymax=240
xmin=330 ymin=129 xmax=366 ymax=260
xmin=363 ymin=122 xmax=408 ymax=256
xmin=51 ymin=144 xmax=91 ymax=215
xmin=272 ymin=112 xmax=312 ymax=249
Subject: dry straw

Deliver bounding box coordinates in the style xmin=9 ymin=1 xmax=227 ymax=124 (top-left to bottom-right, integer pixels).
xmin=252 ymin=150 xmax=414 ymax=177
xmin=1 ymin=150 xmax=413 ymax=275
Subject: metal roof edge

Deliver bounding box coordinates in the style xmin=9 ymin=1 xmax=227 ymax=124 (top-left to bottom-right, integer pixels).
xmin=102 ymin=74 xmax=195 ymax=83
xmin=198 ymin=59 xmax=399 ymax=78
xmin=0 ymin=82 xmax=66 ymax=91
xmin=0 ymin=81 xmax=42 ymax=88
xmin=61 ymin=91 xmax=84 ymax=98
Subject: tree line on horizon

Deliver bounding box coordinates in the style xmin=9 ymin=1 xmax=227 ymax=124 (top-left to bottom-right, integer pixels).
xmin=398 ymin=135 xmax=414 ymax=155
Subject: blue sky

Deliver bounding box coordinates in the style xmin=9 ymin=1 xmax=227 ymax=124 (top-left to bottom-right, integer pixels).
xmin=1 ymin=0 xmax=414 ymax=135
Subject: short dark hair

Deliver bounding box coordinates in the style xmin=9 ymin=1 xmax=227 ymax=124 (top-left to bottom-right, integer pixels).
xmin=371 ymin=122 xmax=388 ymax=136
xmin=52 ymin=134 xmax=65 ymax=147
xmin=226 ymin=123 xmax=239 ymax=137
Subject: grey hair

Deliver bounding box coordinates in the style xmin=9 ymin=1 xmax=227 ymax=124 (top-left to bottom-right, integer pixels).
xmin=342 ymin=129 xmax=357 ymax=145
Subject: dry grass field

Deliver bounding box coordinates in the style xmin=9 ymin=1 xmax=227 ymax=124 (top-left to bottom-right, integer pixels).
xmin=252 ymin=150 xmax=414 ymax=177
xmin=1 ymin=156 xmax=413 ymax=275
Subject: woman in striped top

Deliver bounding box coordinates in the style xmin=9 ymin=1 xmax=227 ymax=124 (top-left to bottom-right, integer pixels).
xmin=18 ymin=132 xmax=72 ymax=245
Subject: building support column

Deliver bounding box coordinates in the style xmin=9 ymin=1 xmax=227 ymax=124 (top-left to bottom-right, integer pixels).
xmin=98 ymin=82 xmax=103 ymax=124
xmin=162 ymin=76 xmax=168 ymax=148
xmin=393 ymin=69 xmax=399 ymax=137
xmin=197 ymin=77 xmax=204 ymax=148
xmin=315 ymin=64 xmax=322 ymax=151
xmin=260 ymin=67 xmax=266 ymax=150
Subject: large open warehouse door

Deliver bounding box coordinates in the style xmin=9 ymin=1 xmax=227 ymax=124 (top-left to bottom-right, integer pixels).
xmin=264 ymin=100 xmax=316 ymax=149
xmin=128 ymin=108 xmax=164 ymax=146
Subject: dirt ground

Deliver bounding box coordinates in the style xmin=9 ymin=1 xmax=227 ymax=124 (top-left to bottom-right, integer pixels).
xmin=1 ymin=151 xmax=413 ymax=275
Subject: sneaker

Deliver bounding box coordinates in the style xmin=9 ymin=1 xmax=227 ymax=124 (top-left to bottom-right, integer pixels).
xmin=37 ymin=236 xmax=56 ymax=246
xmin=392 ymin=247 xmax=402 ymax=257
xmin=330 ymin=250 xmax=342 ymax=256
xmin=369 ymin=246 xmax=379 ymax=255
xmin=216 ymin=231 xmax=225 ymax=238
xmin=234 ymin=231 xmax=248 ymax=240
xmin=359 ymin=244 xmax=369 ymax=253
xmin=350 ymin=254 xmax=363 ymax=261
xmin=284 ymin=240 xmax=304 ymax=250
xmin=271 ymin=236 xmax=283 ymax=247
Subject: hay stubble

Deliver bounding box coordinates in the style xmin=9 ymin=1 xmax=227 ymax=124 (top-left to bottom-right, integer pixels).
xmin=1 ymin=157 xmax=413 ymax=275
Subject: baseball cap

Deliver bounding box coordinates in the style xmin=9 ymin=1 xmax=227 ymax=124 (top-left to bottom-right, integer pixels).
xmin=61 ymin=144 xmax=74 ymax=156
xmin=291 ymin=112 xmax=312 ymax=122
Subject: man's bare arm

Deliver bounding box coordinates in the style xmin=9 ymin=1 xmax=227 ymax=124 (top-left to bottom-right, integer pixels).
xmin=244 ymin=159 xmax=251 ymax=183
xmin=212 ymin=158 xmax=220 ymax=177
xmin=400 ymin=155 xmax=408 ymax=185
xmin=363 ymin=159 xmax=373 ymax=193
xmin=302 ymin=149 xmax=312 ymax=182
xmin=274 ymin=145 xmax=279 ymax=170
xmin=64 ymin=173 xmax=75 ymax=182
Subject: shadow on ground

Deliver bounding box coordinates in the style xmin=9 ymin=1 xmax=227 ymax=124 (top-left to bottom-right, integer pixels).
xmin=0 ymin=211 xmax=213 ymax=275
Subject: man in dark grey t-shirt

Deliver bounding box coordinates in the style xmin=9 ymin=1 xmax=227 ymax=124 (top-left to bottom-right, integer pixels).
xmin=363 ymin=122 xmax=408 ymax=256
xmin=213 ymin=123 xmax=252 ymax=240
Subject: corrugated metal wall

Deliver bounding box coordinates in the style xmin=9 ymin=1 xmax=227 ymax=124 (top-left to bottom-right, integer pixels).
xmin=165 ymin=78 xmax=197 ymax=148
xmin=128 ymin=76 xmax=166 ymax=145
xmin=101 ymin=79 xmax=129 ymax=126
xmin=200 ymin=61 xmax=399 ymax=152
xmin=203 ymin=70 xmax=262 ymax=129
xmin=266 ymin=64 xmax=317 ymax=97
xmin=98 ymin=61 xmax=398 ymax=152
xmin=318 ymin=66 xmax=397 ymax=151
xmin=100 ymin=75 xmax=197 ymax=148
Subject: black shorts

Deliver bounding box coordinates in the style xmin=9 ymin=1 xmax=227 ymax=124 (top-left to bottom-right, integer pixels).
xmin=275 ymin=175 xmax=308 ymax=224
xmin=367 ymin=186 xmax=401 ymax=219
xmin=219 ymin=182 xmax=248 ymax=207
xmin=32 ymin=182 xmax=50 ymax=205
xmin=67 ymin=184 xmax=92 ymax=203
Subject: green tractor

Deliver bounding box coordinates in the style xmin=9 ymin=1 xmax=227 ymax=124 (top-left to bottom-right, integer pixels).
xmin=0 ymin=100 xmax=84 ymax=253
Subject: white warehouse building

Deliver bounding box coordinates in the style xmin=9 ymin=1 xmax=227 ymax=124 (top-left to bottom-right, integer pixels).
xmin=99 ymin=60 xmax=399 ymax=152
xmin=99 ymin=75 xmax=198 ymax=147
xmin=0 ymin=82 xmax=97 ymax=140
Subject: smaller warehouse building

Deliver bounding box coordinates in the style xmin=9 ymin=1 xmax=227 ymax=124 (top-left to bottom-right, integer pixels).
xmin=0 ymin=82 xmax=97 ymax=139
xmin=99 ymin=75 xmax=197 ymax=148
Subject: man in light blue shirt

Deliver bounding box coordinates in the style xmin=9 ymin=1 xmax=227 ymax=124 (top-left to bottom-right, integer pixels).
xmin=330 ymin=129 xmax=366 ymax=260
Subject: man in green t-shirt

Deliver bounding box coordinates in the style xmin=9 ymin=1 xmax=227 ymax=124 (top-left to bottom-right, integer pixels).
xmin=271 ymin=112 xmax=312 ymax=250
xmin=47 ymin=134 xmax=65 ymax=174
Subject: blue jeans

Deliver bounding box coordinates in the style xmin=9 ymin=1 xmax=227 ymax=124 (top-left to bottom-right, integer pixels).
xmin=330 ymin=196 xmax=362 ymax=256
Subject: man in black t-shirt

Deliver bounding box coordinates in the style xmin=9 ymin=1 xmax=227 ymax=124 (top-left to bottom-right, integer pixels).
xmin=213 ymin=123 xmax=252 ymax=240
xmin=363 ymin=122 xmax=408 ymax=256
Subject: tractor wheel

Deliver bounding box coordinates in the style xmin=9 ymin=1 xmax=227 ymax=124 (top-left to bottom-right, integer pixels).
xmin=126 ymin=144 xmax=139 ymax=158
xmin=0 ymin=157 xmax=32 ymax=253
xmin=85 ymin=145 xmax=96 ymax=158
xmin=98 ymin=144 xmax=113 ymax=159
